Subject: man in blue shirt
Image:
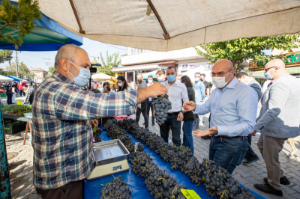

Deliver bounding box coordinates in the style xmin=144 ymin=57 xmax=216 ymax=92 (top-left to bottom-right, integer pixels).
xmin=183 ymin=59 xmax=258 ymax=174
xmin=193 ymin=72 xmax=206 ymax=130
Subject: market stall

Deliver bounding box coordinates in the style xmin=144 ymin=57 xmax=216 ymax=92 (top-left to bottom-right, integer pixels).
xmin=84 ymin=120 xmax=266 ymax=199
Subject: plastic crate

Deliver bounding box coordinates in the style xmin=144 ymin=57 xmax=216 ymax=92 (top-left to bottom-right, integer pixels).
xmin=4 ymin=121 xmax=27 ymax=135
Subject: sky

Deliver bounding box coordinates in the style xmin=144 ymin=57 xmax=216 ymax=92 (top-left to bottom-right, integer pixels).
xmin=0 ymin=37 xmax=128 ymax=71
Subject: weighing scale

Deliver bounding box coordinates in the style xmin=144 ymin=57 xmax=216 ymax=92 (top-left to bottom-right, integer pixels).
xmin=87 ymin=139 xmax=130 ymax=180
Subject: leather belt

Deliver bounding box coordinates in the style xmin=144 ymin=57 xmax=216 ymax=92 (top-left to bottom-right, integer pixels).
xmin=167 ymin=112 xmax=180 ymax=116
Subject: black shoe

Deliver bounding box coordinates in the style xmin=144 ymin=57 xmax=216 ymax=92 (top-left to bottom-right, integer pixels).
xmin=264 ymin=176 xmax=290 ymax=186
xmin=201 ymin=136 xmax=211 ymax=140
xmin=242 ymin=156 xmax=259 ymax=165
xmin=254 ymin=183 xmax=283 ymax=196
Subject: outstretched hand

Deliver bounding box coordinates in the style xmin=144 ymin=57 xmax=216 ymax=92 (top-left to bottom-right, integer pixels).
xmin=183 ymin=101 xmax=196 ymax=112
xmin=193 ymin=126 xmax=218 ymax=137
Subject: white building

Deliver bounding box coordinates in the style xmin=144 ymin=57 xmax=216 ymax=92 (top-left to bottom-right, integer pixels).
xmin=112 ymin=47 xmax=212 ymax=83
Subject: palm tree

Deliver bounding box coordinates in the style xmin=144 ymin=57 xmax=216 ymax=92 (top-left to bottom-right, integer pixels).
xmin=94 ymin=51 xmax=121 ymax=75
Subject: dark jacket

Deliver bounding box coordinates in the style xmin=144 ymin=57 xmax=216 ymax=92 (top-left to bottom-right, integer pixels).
xmin=137 ymin=80 xmax=148 ymax=106
xmin=248 ymin=79 xmax=262 ymax=101
xmin=183 ymin=87 xmax=195 ymax=121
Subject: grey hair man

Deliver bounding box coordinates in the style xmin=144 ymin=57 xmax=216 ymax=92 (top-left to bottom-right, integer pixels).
xmin=252 ymin=59 xmax=300 ymax=197
xmin=32 ymin=44 xmax=167 ymax=199
xmin=136 ymin=73 xmax=149 ymax=129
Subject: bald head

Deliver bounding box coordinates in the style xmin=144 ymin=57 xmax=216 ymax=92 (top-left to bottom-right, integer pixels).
xmin=265 ymin=59 xmax=286 ymax=80
xmin=55 ymin=44 xmax=87 ymax=69
xmin=211 ymin=59 xmax=235 ymax=90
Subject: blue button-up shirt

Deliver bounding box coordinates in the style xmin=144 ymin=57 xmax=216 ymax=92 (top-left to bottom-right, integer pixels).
xmin=193 ymin=80 xmax=206 ymax=103
xmin=194 ymin=78 xmax=258 ymax=137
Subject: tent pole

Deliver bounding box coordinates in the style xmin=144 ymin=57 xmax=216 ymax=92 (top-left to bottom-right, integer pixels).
xmin=0 ymin=103 xmax=12 ymax=199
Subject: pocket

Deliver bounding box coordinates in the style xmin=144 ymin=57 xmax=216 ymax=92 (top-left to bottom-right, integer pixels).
xmin=220 ymin=137 xmax=238 ymax=148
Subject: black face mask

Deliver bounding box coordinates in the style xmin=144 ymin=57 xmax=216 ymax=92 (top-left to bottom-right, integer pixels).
xmin=200 ymin=78 xmax=203 ymax=81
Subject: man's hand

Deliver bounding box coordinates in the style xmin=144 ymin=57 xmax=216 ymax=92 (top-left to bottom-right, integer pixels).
xmin=153 ymin=110 xmax=155 ymax=118
xmin=91 ymin=119 xmax=98 ymax=127
xmin=194 ymin=126 xmax=218 ymax=137
xmin=177 ymin=112 xmax=183 ymax=121
xmin=183 ymin=101 xmax=196 ymax=112
xmin=148 ymin=82 xmax=168 ymax=97
xmin=250 ymin=130 xmax=257 ymax=136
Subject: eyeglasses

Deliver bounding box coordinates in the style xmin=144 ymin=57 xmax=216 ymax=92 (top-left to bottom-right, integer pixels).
xmin=211 ymin=69 xmax=232 ymax=77
xmin=264 ymin=66 xmax=278 ymax=72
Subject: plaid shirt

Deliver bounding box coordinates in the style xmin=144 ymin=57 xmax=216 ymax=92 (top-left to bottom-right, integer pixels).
xmin=32 ymin=72 xmax=138 ymax=189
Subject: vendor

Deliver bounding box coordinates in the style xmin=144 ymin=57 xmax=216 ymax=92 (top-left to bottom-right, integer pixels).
xmin=32 ymin=44 xmax=167 ymax=199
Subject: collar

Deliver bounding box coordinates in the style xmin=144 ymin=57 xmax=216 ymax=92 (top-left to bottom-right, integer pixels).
xmin=52 ymin=71 xmax=75 ymax=85
xmin=167 ymin=80 xmax=179 ymax=85
xmin=224 ymin=77 xmax=238 ymax=89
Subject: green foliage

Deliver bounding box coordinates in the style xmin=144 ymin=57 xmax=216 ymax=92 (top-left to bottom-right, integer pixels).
xmin=0 ymin=50 xmax=13 ymax=64
xmin=0 ymin=71 xmax=7 ymax=76
xmin=0 ymin=0 xmax=41 ymax=49
xmin=6 ymin=61 xmax=34 ymax=78
xmin=45 ymin=66 xmax=54 ymax=77
xmin=195 ymin=34 xmax=300 ymax=70
xmin=94 ymin=51 xmax=121 ymax=76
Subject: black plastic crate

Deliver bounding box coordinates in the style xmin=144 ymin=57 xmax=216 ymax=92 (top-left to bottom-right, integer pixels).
xmin=4 ymin=121 xmax=27 ymax=135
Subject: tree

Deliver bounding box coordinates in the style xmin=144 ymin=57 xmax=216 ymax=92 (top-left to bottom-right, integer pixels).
xmin=0 ymin=0 xmax=41 ymax=49
xmin=6 ymin=61 xmax=34 ymax=78
xmin=46 ymin=66 xmax=54 ymax=77
xmin=94 ymin=51 xmax=121 ymax=75
xmin=0 ymin=50 xmax=13 ymax=64
xmin=194 ymin=34 xmax=300 ymax=70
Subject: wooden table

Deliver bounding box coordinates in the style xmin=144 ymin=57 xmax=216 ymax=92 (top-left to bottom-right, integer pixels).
xmin=2 ymin=114 xmax=32 ymax=145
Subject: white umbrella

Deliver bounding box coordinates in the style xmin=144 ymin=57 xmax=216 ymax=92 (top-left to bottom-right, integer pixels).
xmin=38 ymin=0 xmax=300 ymax=51
xmin=0 ymin=75 xmax=14 ymax=82
xmin=92 ymin=73 xmax=116 ymax=81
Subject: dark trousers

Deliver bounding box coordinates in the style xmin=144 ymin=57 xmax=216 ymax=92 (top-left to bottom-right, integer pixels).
xmin=159 ymin=114 xmax=181 ymax=146
xmin=7 ymin=94 xmax=12 ymax=104
xmin=136 ymin=105 xmax=149 ymax=128
xmin=36 ymin=180 xmax=83 ymax=199
xmin=209 ymin=135 xmax=248 ymax=174
xmin=244 ymin=135 xmax=258 ymax=160
xmin=19 ymin=90 xmax=23 ymax=96
xmin=147 ymin=101 xmax=155 ymax=124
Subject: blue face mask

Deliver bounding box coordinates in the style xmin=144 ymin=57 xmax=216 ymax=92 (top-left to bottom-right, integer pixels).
xmin=167 ymin=75 xmax=176 ymax=83
xmin=264 ymin=71 xmax=273 ymax=80
xmin=68 ymin=60 xmax=91 ymax=87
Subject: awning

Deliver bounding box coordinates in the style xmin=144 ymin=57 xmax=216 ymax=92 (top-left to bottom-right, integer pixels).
xmin=112 ymin=62 xmax=172 ymax=72
xmin=38 ymin=0 xmax=300 ymax=51
xmin=0 ymin=75 xmax=13 ymax=82
xmin=0 ymin=1 xmax=83 ymax=51
xmin=7 ymin=76 xmax=22 ymax=81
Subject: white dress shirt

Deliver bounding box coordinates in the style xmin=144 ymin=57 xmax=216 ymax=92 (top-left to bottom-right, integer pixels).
xmin=161 ymin=80 xmax=189 ymax=113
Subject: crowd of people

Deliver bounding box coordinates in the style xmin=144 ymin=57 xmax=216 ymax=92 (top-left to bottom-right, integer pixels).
xmin=28 ymin=44 xmax=300 ymax=198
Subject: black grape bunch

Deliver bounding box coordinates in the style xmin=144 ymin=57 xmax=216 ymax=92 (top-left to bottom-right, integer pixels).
xmin=93 ymin=126 xmax=102 ymax=143
xmin=152 ymin=95 xmax=172 ymax=125
xmin=100 ymin=176 xmax=131 ymax=199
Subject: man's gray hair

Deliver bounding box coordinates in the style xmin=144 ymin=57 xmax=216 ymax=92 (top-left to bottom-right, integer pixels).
xmin=54 ymin=44 xmax=85 ymax=69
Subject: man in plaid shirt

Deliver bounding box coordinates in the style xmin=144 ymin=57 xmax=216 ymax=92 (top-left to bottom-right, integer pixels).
xmin=32 ymin=44 xmax=167 ymax=199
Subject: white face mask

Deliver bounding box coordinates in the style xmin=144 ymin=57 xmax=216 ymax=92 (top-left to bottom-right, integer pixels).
xmin=148 ymin=80 xmax=153 ymax=83
xmin=195 ymin=77 xmax=200 ymax=82
xmin=212 ymin=70 xmax=232 ymax=88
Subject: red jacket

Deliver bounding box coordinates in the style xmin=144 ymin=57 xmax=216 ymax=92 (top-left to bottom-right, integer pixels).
xmin=17 ymin=84 xmax=23 ymax=90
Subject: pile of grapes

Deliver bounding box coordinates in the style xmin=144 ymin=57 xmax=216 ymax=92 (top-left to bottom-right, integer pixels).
xmin=152 ymin=95 xmax=172 ymax=125
xmin=100 ymin=176 xmax=131 ymax=199
xmin=105 ymin=119 xmax=256 ymax=199
xmin=104 ymin=120 xmax=187 ymax=199
xmin=93 ymin=126 xmax=102 ymax=143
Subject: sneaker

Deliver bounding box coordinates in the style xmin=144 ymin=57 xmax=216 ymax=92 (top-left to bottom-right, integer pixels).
xmin=242 ymin=156 xmax=259 ymax=165
xmin=254 ymin=183 xmax=283 ymax=196
xmin=264 ymin=176 xmax=290 ymax=186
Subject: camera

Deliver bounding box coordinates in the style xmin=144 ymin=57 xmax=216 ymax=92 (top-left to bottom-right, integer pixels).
xmin=107 ymin=87 xmax=111 ymax=91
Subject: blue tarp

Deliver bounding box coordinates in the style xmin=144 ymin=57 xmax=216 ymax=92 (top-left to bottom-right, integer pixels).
xmin=7 ymin=76 xmax=22 ymax=81
xmin=0 ymin=1 xmax=83 ymax=51
xmin=84 ymin=129 xmax=266 ymax=199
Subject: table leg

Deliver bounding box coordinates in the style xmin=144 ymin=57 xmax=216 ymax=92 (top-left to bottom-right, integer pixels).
xmin=23 ymin=122 xmax=29 ymax=145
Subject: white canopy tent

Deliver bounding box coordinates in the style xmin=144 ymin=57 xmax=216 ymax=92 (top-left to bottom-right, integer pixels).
xmin=92 ymin=73 xmax=116 ymax=81
xmin=0 ymin=75 xmax=14 ymax=82
xmin=37 ymin=0 xmax=300 ymax=51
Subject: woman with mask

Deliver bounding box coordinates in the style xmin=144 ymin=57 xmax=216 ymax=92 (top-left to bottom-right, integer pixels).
xmin=181 ymin=75 xmax=195 ymax=155
xmin=117 ymin=76 xmax=131 ymax=92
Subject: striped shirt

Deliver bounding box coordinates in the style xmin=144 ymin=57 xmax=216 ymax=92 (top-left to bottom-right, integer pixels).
xmin=32 ymin=72 xmax=138 ymax=189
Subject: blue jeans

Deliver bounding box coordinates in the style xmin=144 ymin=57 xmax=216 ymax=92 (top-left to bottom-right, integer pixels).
xmin=182 ymin=120 xmax=194 ymax=155
xmin=209 ymin=135 xmax=248 ymax=174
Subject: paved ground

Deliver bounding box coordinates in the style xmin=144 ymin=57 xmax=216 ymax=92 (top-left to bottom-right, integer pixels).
xmin=4 ymin=105 xmax=300 ymax=199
